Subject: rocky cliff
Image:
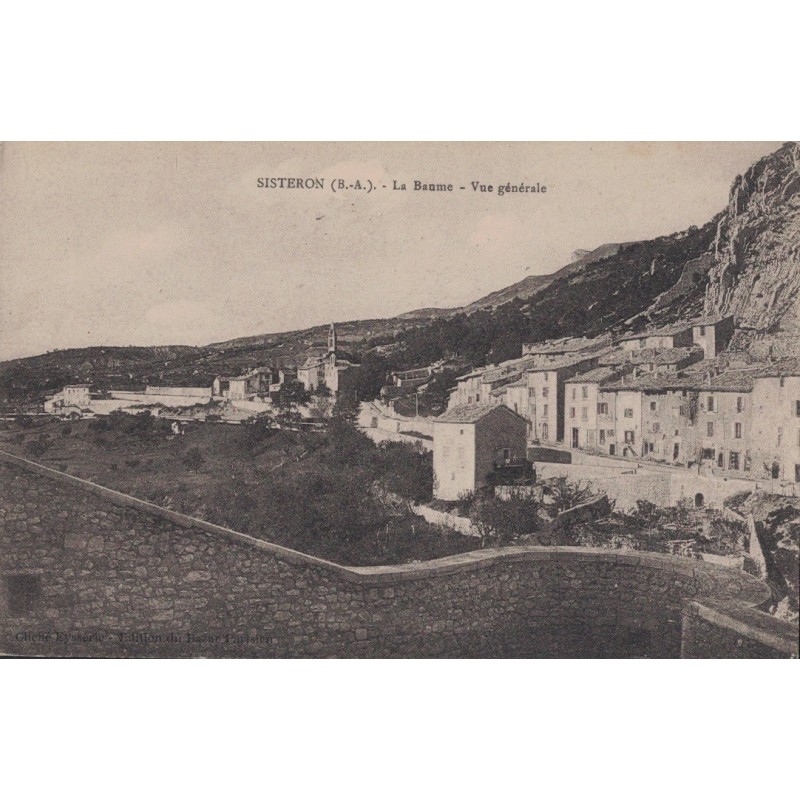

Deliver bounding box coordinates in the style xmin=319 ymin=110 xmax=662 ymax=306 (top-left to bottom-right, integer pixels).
xmin=705 ymin=141 xmax=800 ymax=354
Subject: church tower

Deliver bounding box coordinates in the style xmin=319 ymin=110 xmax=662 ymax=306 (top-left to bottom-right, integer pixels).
xmin=327 ymin=322 xmax=337 ymax=354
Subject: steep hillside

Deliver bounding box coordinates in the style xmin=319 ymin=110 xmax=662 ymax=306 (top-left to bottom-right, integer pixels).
xmin=464 ymin=242 xmax=625 ymax=312
xmin=705 ymin=141 xmax=800 ymax=357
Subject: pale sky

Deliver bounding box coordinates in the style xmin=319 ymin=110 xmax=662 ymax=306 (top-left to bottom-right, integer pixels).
xmin=0 ymin=141 xmax=780 ymax=361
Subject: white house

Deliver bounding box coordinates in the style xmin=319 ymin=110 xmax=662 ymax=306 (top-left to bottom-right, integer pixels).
xmin=432 ymin=404 xmax=528 ymax=500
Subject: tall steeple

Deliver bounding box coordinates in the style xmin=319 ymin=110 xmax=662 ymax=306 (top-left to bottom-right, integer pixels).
xmin=327 ymin=322 xmax=337 ymax=354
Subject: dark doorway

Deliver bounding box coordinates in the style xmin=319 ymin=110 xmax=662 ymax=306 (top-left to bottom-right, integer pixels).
xmin=771 ymin=462 xmax=780 ymax=479
xmin=694 ymin=493 xmax=704 ymax=508
xmin=571 ymin=428 xmax=579 ymax=448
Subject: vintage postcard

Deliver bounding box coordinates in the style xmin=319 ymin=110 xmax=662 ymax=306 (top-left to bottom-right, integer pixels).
xmin=0 ymin=141 xmax=797 ymax=658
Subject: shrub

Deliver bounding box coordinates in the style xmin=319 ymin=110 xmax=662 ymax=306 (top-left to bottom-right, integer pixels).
xmin=182 ymin=447 xmax=205 ymax=473
xmin=469 ymin=490 xmax=541 ymax=548
xmin=25 ymin=439 xmax=49 ymax=458
xmin=543 ymin=477 xmax=594 ymax=513
xmin=60 ymin=424 xmax=72 ymax=436
xmin=125 ymin=457 xmax=141 ymax=469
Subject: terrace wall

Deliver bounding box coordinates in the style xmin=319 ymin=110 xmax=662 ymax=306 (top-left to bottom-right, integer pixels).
xmin=0 ymin=451 xmax=794 ymax=659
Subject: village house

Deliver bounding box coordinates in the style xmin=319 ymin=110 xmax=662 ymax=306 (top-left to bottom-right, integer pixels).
xmin=212 ymin=367 xmax=278 ymax=401
xmin=520 ymin=336 xmax=609 ymax=364
xmin=619 ymin=321 xmax=695 ymax=351
xmin=432 ymin=404 xmax=528 ymax=500
xmin=447 ymin=355 xmax=537 ymax=408
xmin=750 ymin=362 xmax=800 ymax=482
xmin=618 ymin=316 xmax=735 ymax=359
xmin=526 ymin=353 xmax=601 ymax=444
xmin=598 ymin=346 xmax=704 ymax=375
xmin=691 ymin=315 xmax=735 ymax=359
xmin=43 ymin=384 xmax=92 ymax=415
xmin=563 ymin=367 xmax=627 ymax=451
xmin=297 ymin=323 xmax=361 ymax=396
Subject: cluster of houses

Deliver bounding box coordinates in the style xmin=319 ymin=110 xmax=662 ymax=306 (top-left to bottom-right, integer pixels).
xmin=44 ymin=323 xmax=359 ymax=420
xmin=433 ymin=315 xmax=800 ymax=499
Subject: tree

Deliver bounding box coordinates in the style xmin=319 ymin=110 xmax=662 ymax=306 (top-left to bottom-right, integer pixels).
xmin=469 ymin=490 xmax=541 ymax=548
xmin=354 ymin=351 xmax=389 ymax=401
xmin=274 ymin=380 xmax=311 ymax=407
xmin=182 ymin=447 xmax=205 ymax=473
xmin=544 ymin=477 xmax=594 ymax=514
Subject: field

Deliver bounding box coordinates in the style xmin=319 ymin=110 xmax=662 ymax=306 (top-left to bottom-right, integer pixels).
xmin=0 ymin=412 xmax=475 ymax=566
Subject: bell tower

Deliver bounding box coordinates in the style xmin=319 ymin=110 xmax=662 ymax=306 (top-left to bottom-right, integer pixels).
xmin=327 ymin=322 xmax=337 ymax=354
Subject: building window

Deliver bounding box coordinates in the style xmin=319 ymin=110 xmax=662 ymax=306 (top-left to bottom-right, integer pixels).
xmin=5 ymin=574 xmax=41 ymax=616
xmin=544 ymin=373 xmax=549 ymax=382
xmin=702 ymin=448 xmax=715 ymax=460
xmin=597 ymin=403 xmax=608 ymax=415
xmin=582 ymin=386 xmax=588 ymax=400
xmin=707 ymin=395 xmax=715 ymax=412
xmin=624 ymin=431 xmax=635 ymax=444
xmin=541 ymin=423 xmax=549 ymax=439
xmin=717 ymin=452 xmax=724 ymax=469
xmin=699 ymin=325 xmax=706 ymax=335
xmin=569 ymin=407 xmax=576 ymax=419
xmin=543 ymin=405 xmax=549 ymax=416
xmin=587 ymin=430 xmax=595 ymax=445
xmin=796 ymin=400 xmax=800 ymax=417
xmin=624 ymin=408 xmax=633 ymax=418
xmin=707 ymin=422 xmax=714 ymax=437
xmin=650 ymin=401 xmax=657 ymax=412
xmin=607 ymin=429 xmax=614 ymax=439
xmin=542 ymin=387 xmax=549 ymax=398
xmin=571 ymin=387 xmax=576 ymax=400
xmin=729 ymin=451 xmax=740 ymax=470
xmin=737 ymin=396 xmax=744 ymax=413
xmin=652 ymin=422 xmax=660 ymax=433
xmin=528 ymin=387 xmax=535 ymax=399
xmin=734 ymin=422 xmax=742 ymax=439
xmin=599 ymin=430 xmax=606 ymax=444
xmin=581 ymin=407 xmax=588 ymax=420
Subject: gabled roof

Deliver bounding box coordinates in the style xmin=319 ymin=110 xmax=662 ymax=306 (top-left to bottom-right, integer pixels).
xmin=618 ymin=321 xmax=693 ymax=341
xmin=525 ymin=352 xmax=600 ymax=372
xmin=600 ymin=346 xmax=702 ymax=367
xmin=564 ymin=366 xmax=624 ymax=384
xmin=435 ymin=403 xmax=526 ymax=425
xmin=522 ymin=336 xmax=609 ymax=355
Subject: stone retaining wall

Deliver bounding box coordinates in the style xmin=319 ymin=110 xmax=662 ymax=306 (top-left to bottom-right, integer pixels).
xmin=0 ymin=451 xmax=794 ymax=658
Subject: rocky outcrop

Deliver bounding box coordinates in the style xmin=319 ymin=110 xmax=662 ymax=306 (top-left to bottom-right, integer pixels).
xmin=705 ymin=142 xmax=800 ymax=337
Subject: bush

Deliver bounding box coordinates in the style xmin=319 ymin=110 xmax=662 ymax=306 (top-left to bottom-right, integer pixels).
xmin=125 ymin=457 xmax=141 ymax=469
xmin=25 ymin=439 xmax=49 ymax=458
xmin=60 ymin=424 xmax=72 ymax=436
xmin=469 ymin=490 xmax=541 ymax=547
xmin=182 ymin=447 xmax=205 ymax=473
xmin=15 ymin=415 xmax=33 ymax=429
xmin=543 ymin=477 xmax=594 ymax=513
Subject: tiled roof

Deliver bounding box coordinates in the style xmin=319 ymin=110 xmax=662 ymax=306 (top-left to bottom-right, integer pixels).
xmin=436 ymin=403 xmax=522 ymax=424
xmin=600 ymin=346 xmax=703 ymax=366
xmin=564 ymin=366 xmax=624 ymax=384
xmin=525 ymin=352 xmax=600 ymax=372
xmin=605 ymin=369 xmax=756 ymax=393
xmin=522 ymin=336 xmax=607 ymax=355
xmin=618 ymin=322 xmax=693 ymax=341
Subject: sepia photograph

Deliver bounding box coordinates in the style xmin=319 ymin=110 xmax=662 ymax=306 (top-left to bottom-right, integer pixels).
xmin=1 ymin=141 xmax=797 ymax=660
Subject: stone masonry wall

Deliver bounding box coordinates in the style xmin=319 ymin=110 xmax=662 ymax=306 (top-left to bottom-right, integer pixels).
xmin=0 ymin=453 xmax=792 ymax=658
